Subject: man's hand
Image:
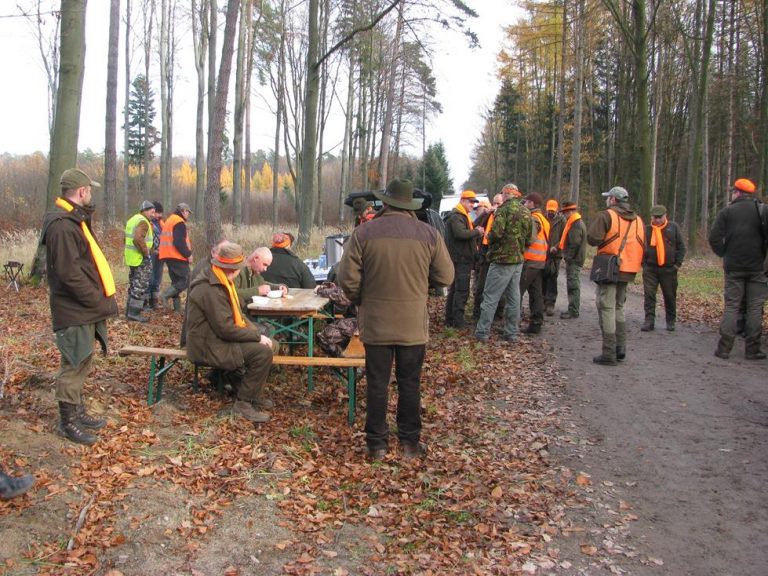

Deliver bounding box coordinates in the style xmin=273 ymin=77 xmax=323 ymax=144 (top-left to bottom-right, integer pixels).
xmin=260 ymin=335 xmax=273 ymax=349
xmin=476 ymin=225 xmax=485 ymax=235
xmin=258 ymin=285 xmax=270 ymax=296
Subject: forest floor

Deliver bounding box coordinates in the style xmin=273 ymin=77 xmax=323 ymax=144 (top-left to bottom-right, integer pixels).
xmin=0 ymin=260 xmax=766 ymax=576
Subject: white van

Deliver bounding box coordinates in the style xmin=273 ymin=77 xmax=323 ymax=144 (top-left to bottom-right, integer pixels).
xmin=439 ymin=194 xmax=488 ymax=218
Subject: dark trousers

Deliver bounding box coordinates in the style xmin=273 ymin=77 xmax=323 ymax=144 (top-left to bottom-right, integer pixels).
xmin=445 ymin=259 xmax=473 ymax=327
xmin=719 ymin=271 xmax=768 ymax=353
xmin=237 ymin=341 xmax=274 ymax=402
xmin=519 ymin=264 xmax=544 ymax=327
xmin=642 ymin=265 xmax=678 ymax=322
xmin=472 ymin=257 xmax=490 ymax=319
xmin=148 ymin=252 xmax=164 ymax=295
xmin=165 ymin=259 xmax=190 ymax=294
xmin=542 ymin=258 xmax=561 ymax=307
xmin=364 ymin=344 xmax=425 ymax=451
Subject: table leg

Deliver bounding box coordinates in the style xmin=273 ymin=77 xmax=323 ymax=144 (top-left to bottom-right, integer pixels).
xmin=307 ymin=315 xmax=314 ymax=391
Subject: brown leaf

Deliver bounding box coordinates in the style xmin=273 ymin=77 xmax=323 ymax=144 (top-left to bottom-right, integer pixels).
xmin=580 ymin=544 xmax=598 ymax=556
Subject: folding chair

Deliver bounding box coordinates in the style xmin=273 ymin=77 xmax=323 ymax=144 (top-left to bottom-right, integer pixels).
xmin=4 ymin=261 xmax=24 ymax=292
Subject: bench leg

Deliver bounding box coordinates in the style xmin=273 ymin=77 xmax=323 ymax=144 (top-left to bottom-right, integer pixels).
xmin=148 ymin=356 xmax=159 ymax=405
xmin=307 ymin=316 xmax=315 ymax=392
xmin=347 ymin=366 xmax=356 ymax=425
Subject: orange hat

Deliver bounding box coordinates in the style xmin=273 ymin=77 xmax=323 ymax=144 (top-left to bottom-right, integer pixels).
xmin=272 ymin=232 xmax=293 ymax=248
xmin=734 ymin=178 xmax=756 ymax=193
xmin=546 ymin=199 xmax=559 ymax=212
xmin=460 ymin=190 xmax=477 ymax=200
xmin=501 ymin=183 xmax=521 ymax=198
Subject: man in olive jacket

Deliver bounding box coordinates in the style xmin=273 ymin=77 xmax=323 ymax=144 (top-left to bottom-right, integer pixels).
xmin=557 ymin=201 xmax=587 ymax=319
xmin=337 ymin=178 xmax=454 ymax=461
xmin=42 ymin=168 xmax=118 ymax=445
xmin=186 ymin=242 xmax=275 ymax=422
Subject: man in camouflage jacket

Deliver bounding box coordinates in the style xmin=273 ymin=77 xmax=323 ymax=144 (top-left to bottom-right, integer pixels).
xmin=474 ymin=183 xmax=532 ymax=343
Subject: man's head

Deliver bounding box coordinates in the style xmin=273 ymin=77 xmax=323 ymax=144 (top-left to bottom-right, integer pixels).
xmin=60 ymin=168 xmax=100 ymax=207
xmin=176 ymin=202 xmax=193 ymax=220
xmin=602 ymin=186 xmax=629 ymax=207
xmin=732 ymin=178 xmax=757 ymax=199
xmin=211 ymin=241 xmax=246 ymax=278
xmin=352 ymin=197 xmax=371 ymax=214
xmin=524 ymin=192 xmax=543 ymax=210
xmin=152 ymin=201 xmax=164 ymax=220
xmin=651 ymin=204 xmax=667 ymax=225
xmin=475 ymin=198 xmax=492 ymax=217
xmin=501 ymin=183 xmax=521 ymax=200
xmin=492 ymin=194 xmax=503 ymax=209
xmin=247 ymin=246 xmax=273 ymax=274
xmin=545 ymin=199 xmax=559 ymax=217
xmin=272 ymin=232 xmax=294 ymax=249
xmin=560 ymin=201 xmax=578 ymax=215
xmin=139 ymin=200 xmax=156 ymax=219
xmin=459 ymin=190 xmax=477 ymax=212
xmin=374 ymin=178 xmax=422 ymax=211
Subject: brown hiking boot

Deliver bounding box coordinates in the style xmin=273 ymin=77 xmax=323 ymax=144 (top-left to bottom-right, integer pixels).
xmin=253 ymin=397 xmax=275 ymax=410
xmin=366 ymin=447 xmax=387 ymax=461
xmin=232 ymin=400 xmax=270 ymax=423
xmin=402 ymin=442 xmax=427 ymax=459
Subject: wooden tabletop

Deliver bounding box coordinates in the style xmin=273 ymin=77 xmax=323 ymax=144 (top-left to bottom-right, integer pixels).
xmin=246 ymin=288 xmax=330 ymax=317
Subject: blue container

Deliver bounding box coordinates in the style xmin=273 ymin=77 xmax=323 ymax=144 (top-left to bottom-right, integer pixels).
xmin=318 ymin=253 xmax=327 ymax=269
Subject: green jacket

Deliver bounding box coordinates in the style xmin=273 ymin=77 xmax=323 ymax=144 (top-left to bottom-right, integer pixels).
xmin=186 ymin=266 xmax=266 ymax=371
xmin=234 ymin=268 xmax=278 ymax=300
xmin=444 ymin=209 xmax=483 ymax=263
xmin=487 ymin=198 xmax=532 ymax=265
xmin=561 ymin=216 xmax=587 ymax=266
xmin=337 ymin=207 xmax=454 ymax=345
xmin=262 ymin=247 xmax=316 ymax=289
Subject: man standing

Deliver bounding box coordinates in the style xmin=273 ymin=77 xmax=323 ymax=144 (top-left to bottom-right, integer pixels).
xmin=472 ymin=194 xmax=503 ymax=321
xmin=261 ymin=232 xmax=316 ymax=289
xmin=474 ymin=184 xmax=532 ymax=343
xmin=708 ymin=178 xmax=768 ymax=360
xmin=519 ymin=193 xmax=549 ymax=334
xmin=337 ymin=178 xmax=454 ymax=461
xmin=588 ymin=186 xmax=645 ymax=365
xmin=186 ymin=241 xmax=275 ymax=421
xmin=444 ymin=190 xmax=484 ymax=328
xmin=159 ymin=203 xmax=193 ymax=312
xmin=235 ymin=246 xmax=288 ymax=299
xmin=642 ymin=205 xmax=686 ymax=332
xmin=543 ymin=199 xmax=566 ymax=316
xmin=145 ymin=201 xmax=165 ymax=310
xmin=557 ymin=201 xmax=587 ymax=319
xmin=42 ymin=168 xmax=118 ymax=444
xmin=123 ymin=200 xmax=156 ymax=322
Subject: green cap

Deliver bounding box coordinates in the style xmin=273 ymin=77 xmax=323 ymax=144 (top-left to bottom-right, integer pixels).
xmin=651 ymin=205 xmax=666 ymax=217
xmin=60 ymin=168 xmax=101 ymax=190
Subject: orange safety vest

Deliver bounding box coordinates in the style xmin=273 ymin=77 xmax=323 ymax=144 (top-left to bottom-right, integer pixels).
xmin=597 ymin=210 xmax=645 ymax=273
xmin=524 ymin=211 xmax=550 ymax=262
xmin=482 ymin=212 xmax=495 ymax=246
xmin=159 ymin=213 xmax=191 ymax=262
xmin=558 ymin=212 xmax=582 ymax=250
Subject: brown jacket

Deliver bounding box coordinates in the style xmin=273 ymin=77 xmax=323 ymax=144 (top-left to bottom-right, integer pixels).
xmin=337 ymin=207 xmax=454 ymax=346
xmin=186 ymin=266 xmax=266 ymax=371
xmin=42 ymin=201 xmax=118 ymax=332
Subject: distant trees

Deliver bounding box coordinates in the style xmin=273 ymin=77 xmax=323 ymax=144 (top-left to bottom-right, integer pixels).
xmin=124 ymin=74 xmax=161 ymax=194
xmin=417 ymin=142 xmax=453 ymax=206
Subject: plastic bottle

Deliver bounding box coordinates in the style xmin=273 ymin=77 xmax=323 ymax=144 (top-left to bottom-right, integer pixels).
xmin=318 ymin=253 xmax=327 ymax=269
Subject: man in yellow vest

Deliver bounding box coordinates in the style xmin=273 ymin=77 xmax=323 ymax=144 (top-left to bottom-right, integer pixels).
xmin=588 ymin=186 xmax=645 ymax=365
xmin=42 ymin=168 xmax=118 ymax=444
xmin=159 ymin=203 xmax=193 ymax=312
xmin=520 ymin=193 xmax=549 ymax=334
xmin=124 ymin=200 xmax=156 ymax=322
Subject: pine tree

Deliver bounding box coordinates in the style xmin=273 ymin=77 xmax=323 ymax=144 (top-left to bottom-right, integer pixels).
xmin=418 ymin=142 xmax=453 ymax=206
xmin=124 ymin=74 xmax=161 ymax=167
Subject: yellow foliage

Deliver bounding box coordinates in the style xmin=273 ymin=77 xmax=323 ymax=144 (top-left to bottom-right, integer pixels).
xmin=175 ymin=160 xmax=196 ymax=187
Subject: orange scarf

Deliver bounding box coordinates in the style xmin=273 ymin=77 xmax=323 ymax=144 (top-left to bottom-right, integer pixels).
xmin=482 ymin=212 xmax=495 ymax=246
xmin=651 ymin=220 xmax=667 ymax=266
xmin=455 ymin=202 xmax=474 ymax=230
xmin=55 ymin=197 xmax=116 ymax=297
xmin=212 ymin=265 xmax=247 ymax=328
xmin=558 ymin=212 xmax=582 ymax=250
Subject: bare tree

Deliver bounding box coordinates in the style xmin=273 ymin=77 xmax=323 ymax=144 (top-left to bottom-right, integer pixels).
xmin=159 ymin=0 xmax=177 ymax=210
xmin=104 ymin=0 xmax=121 ymax=225
xmin=191 ymin=0 xmax=209 ymax=215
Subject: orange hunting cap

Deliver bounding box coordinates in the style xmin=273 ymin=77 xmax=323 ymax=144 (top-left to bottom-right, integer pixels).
xmin=546 ymin=199 xmax=559 ymax=212
xmin=733 ymin=178 xmax=756 ymax=193
xmin=460 ymin=190 xmax=477 ymax=200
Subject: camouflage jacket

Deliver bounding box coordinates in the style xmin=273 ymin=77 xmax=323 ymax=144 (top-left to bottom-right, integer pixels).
xmin=487 ymin=198 xmax=532 ymax=265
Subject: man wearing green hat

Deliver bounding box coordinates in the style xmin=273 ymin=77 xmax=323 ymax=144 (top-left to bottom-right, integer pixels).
xmin=641 ymin=204 xmax=686 ymax=332
xmin=42 ymin=168 xmax=118 ymax=444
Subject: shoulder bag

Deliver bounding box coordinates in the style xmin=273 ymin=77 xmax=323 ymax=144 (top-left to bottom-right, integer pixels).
xmin=590 ymin=217 xmax=633 ymax=284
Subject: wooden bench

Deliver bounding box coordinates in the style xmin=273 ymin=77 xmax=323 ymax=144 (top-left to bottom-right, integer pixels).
xmin=118 ymin=345 xmax=365 ymax=424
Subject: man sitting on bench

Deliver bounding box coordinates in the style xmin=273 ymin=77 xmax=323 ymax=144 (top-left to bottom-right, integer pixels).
xmin=186 ymin=241 xmax=275 ymax=423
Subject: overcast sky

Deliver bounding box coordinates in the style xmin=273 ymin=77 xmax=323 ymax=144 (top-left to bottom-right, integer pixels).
xmin=0 ymin=1 xmax=520 ymax=188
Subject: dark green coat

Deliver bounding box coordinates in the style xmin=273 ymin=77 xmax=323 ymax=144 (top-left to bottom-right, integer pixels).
xmin=444 ymin=209 xmax=483 ymax=263
xmin=262 ymin=247 xmax=316 ymax=288
xmin=186 ymin=266 xmax=265 ymax=371
xmin=487 ymin=198 xmax=532 ymax=265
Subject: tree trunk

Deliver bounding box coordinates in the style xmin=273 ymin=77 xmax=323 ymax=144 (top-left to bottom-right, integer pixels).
xmin=104 ymin=0 xmax=120 ymax=226
xmin=377 ymin=2 xmax=404 ymax=189
xmin=124 ymin=0 xmax=132 ymax=218
xmin=205 ymin=0 xmax=218 ymax=221
xmin=569 ymin=0 xmax=584 ymax=204
xmin=159 ymin=0 xmax=175 ymax=211
xmin=141 ymin=0 xmax=155 ymax=199
xmin=192 ymin=0 xmax=208 ymax=215
xmin=205 ymin=0 xmax=239 ymax=248
xmin=232 ymin=0 xmax=249 ymax=226
xmin=554 ymin=0 xmax=568 ymax=199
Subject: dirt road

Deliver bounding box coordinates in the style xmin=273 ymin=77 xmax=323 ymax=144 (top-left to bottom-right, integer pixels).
xmin=545 ymin=273 xmax=768 ymax=575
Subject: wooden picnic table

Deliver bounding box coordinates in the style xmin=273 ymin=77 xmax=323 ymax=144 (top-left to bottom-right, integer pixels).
xmin=246 ymin=288 xmax=332 ymax=389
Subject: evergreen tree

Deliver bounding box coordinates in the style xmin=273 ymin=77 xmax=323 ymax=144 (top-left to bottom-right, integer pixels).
xmin=124 ymin=74 xmax=161 ymax=167
xmin=417 ymin=142 xmax=453 ymax=206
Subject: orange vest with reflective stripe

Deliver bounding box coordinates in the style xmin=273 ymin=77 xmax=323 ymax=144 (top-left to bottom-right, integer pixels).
xmin=597 ymin=210 xmax=645 ymax=273
xmin=159 ymin=213 xmax=191 ymax=262
xmin=524 ymin=211 xmax=550 ymax=262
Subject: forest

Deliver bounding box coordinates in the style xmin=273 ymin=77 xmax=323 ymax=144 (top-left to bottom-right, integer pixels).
xmin=3 ymin=0 xmax=767 ymax=252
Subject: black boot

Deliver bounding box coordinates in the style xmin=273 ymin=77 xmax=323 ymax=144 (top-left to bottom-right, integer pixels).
xmin=77 ymin=404 xmax=107 ymax=429
xmin=0 ymin=470 xmax=35 ymax=500
xmin=126 ymin=297 xmax=148 ymax=322
xmin=715 ymin=334 xmax=734 ymax=359
xmin=57 ymin=402 xmax=97 ymax=445
xmin=641 ymin=317 xmax=655 ymax=331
